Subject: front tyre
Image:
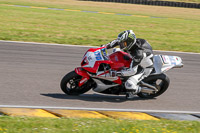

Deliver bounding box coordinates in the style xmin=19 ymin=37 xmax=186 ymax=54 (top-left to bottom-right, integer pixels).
xmin=60 ymin=71 xmax=92 ymax=95
xmin=137 ymin=73 xmax=170 ymax=99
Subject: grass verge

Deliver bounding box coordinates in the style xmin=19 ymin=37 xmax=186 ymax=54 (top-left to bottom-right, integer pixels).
xmin=0 ymin=0 xmax=200 ymax=52
xmin=0 ymin=116 xmax=200 ymax=133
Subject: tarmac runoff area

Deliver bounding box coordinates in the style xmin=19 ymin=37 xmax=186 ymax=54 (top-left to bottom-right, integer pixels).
xmin=0 ymin=107 xmax=200 ymax=121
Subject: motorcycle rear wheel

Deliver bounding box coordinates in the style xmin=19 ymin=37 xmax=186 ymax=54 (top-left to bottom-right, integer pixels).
xmin=60 ymin=71 xmax=92 ymax=95
xmin=137 ymin=73 xmax=170 ymax=99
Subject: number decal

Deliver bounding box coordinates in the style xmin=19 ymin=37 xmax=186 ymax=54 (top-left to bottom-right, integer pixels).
xmin=94 ymin=51 xmax=102 ymax=60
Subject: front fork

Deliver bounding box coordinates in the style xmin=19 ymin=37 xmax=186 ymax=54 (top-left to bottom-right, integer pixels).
xmin=75 ymin=67 xmax=90 ymax=87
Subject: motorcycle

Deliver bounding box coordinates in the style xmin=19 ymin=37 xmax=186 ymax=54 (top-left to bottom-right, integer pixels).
xmin=60 ymin=46 xmax=183 ymax=99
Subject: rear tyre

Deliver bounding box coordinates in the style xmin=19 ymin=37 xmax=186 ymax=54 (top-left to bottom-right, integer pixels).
xmin=137 ymin=73 xmax=170 ymax=99
xmin=60 ymin=71 xmax=92 ymax=95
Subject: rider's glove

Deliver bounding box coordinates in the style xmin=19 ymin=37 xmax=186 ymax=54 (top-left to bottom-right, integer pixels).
xmin=106 ymin=43 xmax=112 ymax=49
xmin=100 ymin=43 xmax=111 ymax=49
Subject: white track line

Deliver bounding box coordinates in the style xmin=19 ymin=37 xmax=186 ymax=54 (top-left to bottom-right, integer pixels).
xmin=0 ymin=105 xmax=200 ymax=114
xmin=0 ymin=40 xmax=200 ymax=55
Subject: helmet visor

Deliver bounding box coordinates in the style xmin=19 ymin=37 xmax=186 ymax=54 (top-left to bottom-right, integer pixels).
xmin=119 ymin=41 xmax=127 ymax=49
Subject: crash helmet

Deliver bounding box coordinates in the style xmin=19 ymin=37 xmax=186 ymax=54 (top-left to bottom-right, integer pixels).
xmin=117 ymin=30 xmax=136 ymax=51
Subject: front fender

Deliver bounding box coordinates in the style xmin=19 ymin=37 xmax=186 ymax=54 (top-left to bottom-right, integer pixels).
xmin=75 ymin=67 xmax=90 ymax=87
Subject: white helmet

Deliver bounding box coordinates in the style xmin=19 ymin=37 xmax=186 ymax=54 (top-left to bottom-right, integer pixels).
xmin=117 ymin=30 xmax=136 ymax=51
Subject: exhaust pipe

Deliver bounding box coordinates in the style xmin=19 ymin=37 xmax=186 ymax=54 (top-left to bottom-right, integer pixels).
xmin=140 ymin=88 xmax=155 ymax=94
xmin=140 ymin=81 xmax=158 ymax=94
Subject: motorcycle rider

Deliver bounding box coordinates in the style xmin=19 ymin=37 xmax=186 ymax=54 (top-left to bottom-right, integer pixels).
xmin=105 ymin=30 xmax=154 ymax=99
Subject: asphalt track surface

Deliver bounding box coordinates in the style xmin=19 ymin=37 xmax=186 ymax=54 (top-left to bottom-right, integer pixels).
xmin=0 ymin=41 xmax=200 ymax=113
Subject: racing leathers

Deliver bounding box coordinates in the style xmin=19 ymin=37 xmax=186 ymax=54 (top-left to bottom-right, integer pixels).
xmin=107 ymin=38 xmax=154 ymax=96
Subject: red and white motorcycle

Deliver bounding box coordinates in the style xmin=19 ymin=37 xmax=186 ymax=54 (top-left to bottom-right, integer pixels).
xmin=60 ymin=46 xmax=183 ymax=99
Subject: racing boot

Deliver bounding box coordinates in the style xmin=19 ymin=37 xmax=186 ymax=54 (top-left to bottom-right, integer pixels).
xmin=126 ymin=86 xmax=141 ymax=99
xmin=125 ymin=74 xmax=142 ymax=99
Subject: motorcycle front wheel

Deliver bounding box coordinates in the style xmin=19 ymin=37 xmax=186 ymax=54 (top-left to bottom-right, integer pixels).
xmin=137 ymin=73 xmax=170 ymax=99
xmin=60 ymin=71 xmax=93 ymax=95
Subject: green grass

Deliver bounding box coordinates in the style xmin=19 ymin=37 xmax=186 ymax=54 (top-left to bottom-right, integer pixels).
xmin=0 ymin=116 xmax=200 ymax=133
xmin=0 ymin=0 xmax=200 ymax=52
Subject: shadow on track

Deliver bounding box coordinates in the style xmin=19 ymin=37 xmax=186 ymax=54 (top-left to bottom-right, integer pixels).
xmin=41 ymin=93 xmax=154 ymax=103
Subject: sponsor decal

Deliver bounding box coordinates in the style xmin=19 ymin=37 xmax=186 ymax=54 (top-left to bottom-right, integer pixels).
xmin=161 ymin=55 xmax=176 ymax=65
xmin=115 ymin=55 xmax=119 ymax=61
xmin=161 ymin=55 xmax=168 ymax=64
xmin=101 ymin=48 xmax=109 ymax=60
xmin=94 ymin=50 xmax=102 ymax=60
xmin=101 ymin=48 xmax=107 ymax=56
xmin=88 ymin=55 xmax=92 ymax=61
xmin=169 ymin=56 xmax=176 ymax=65
xmin=80 ymin=77 xmax=88 ymax=84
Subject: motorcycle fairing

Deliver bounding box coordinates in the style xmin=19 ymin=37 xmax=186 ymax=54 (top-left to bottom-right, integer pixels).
xmin=81 ymin=47 xmax=113 ymax=73
xmin=109 ymin=51 xmax=132 ymax=71
xmin=78 ymin=47 xmax=184 ymax=89
xmin=83 ymin=60 xmax=114 ymax=74
xmin=96 ymin=70 xmax=122 ymax=85
xmin=75 ymin=67 xmax=90 ymax=87
xmin=75 ymin=66 xmax=122 ymax=87
xmin=79 ymin=47 xmax=132 ymax=87
xmin=153 ymin=55 xmax=183 ymax=74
